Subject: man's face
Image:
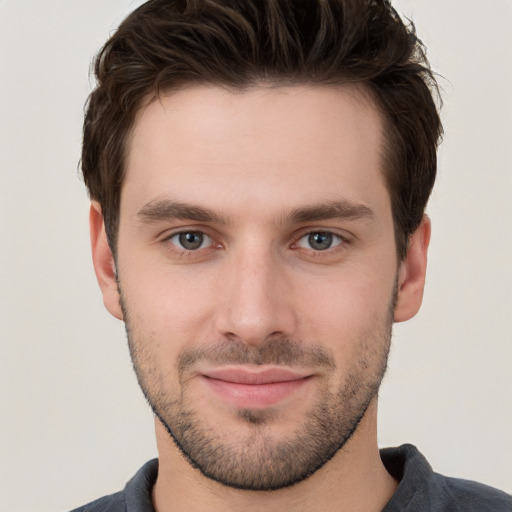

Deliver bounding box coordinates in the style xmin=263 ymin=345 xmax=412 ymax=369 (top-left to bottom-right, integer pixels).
xmin=100 ymin=85 xmax=410 ymax=490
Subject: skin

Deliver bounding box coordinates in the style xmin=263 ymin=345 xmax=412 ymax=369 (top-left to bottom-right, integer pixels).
xmin=90 ymin=84 xmax=430 ymax=512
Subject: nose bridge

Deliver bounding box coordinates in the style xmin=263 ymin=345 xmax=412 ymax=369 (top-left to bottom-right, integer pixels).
xmin=215 ymin=239 xmax=295 ymax=346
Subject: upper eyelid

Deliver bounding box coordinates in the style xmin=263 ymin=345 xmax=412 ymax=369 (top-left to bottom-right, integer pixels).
xmin=164 ymin=230 xmax=218 ymax=255
xmin=160 ymin=226 xmax=216 ymax=240
xmin=292 ymin=227 xmax=352 ymax=243
xmin=168 ymin=230 xmax=211 ymax=239
xmin=172 ymin=232 xmax=212 ymax=248
xmin=293 ymin=231 xmax=345 ymax=248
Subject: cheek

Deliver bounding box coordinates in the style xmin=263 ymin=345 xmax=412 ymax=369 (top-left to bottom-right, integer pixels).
xmin=301 ymin=263 xmax=395 ymax=309
xmin=119 ymin=258 xmax=220 ymax=346
xmin=295 ymin=274 xmax=395 ymax=393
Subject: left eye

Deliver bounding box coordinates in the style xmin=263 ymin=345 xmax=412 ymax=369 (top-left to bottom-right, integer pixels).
xmin=169 ymin=231 xmax=213 ymax=251
xmin=296 ymin=232 xmax=343 ymax=251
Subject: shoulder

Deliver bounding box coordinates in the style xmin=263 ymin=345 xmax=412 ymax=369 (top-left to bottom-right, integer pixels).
xmin=430 ymin=474 xmax=512 ymax=512
xmin=381 ymin=445 xmax=512 ymax=512
xmin=69 ymin=490 xmax=126 ymax=512
xmin=68 ymin=459 xmax=158 ymax=512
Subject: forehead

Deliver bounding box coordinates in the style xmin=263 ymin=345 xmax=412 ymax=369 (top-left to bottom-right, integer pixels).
xmin=123 ymin=84 xmax=388 ymax=218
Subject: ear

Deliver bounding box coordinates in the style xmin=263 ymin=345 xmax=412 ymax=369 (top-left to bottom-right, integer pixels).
xmin=394 ymin=215 xmax=431 ymax=323
xmin=90 ymin=201 xmax=123 ymax=320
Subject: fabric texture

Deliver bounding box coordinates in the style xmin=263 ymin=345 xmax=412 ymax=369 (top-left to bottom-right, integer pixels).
xmin=380 ymin=445 xmax=512 ymax=511
xmin=70 ymin=444 xmax=512 ymax=511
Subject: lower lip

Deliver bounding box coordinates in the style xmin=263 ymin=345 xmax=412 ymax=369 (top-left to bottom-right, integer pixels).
xmin=203 ymin=376 xmax=311 ymax=409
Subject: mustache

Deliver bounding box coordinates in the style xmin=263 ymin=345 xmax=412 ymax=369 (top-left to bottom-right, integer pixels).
xmin=178 ymin=338 xmax=336 ymax=375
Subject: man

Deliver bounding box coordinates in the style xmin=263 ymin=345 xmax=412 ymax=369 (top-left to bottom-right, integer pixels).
xmin=73 ymin=0 xmax=511 ymax=510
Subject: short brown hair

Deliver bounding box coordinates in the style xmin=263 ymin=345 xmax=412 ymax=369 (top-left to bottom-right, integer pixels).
xmin=82 ymin=0 xmax=442 ymax=259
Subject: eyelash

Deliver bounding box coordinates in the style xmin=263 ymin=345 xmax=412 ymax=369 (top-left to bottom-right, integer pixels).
xmin=292 ymin=231 xmax=346 ymax=252
xmin=162 ymin=228 xmax=350 ymax=257
xmin=163 ymin=230 xmax=220 ymax=256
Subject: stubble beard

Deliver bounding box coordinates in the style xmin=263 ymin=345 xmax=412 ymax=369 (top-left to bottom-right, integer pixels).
xmin=120 ymin=285 xmax=396 ymax=491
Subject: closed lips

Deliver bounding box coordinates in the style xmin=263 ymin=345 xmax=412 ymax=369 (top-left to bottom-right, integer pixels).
xmin=201 ymin=367 xmax=311 ymax=385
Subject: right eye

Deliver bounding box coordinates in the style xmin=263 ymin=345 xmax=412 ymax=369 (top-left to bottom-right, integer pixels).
xmin=168 ymin=231 xmax=213 ymax=251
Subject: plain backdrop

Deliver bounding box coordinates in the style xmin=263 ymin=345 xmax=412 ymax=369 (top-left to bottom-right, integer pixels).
xmin=0 ymin=1 xmax=511 ymax=511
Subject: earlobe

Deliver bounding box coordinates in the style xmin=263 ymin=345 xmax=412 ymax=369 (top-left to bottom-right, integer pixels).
xmin=394 ymin=215 xmax=431 ymax=323
xmin=90 ymin=201 xmax=123 ymax=320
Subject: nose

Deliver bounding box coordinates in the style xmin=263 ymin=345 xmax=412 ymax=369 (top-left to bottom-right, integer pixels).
xmin=214 ymin=243 xmax=297 ymax=347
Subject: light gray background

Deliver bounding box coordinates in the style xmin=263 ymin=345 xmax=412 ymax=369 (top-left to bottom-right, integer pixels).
xmin=0 ymin=1 xmax=510 ymax=511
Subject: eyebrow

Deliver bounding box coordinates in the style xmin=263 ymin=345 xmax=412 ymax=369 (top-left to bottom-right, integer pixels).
xmin=137 ymin=200 xmax=228 ymax=224
xmin=136 ymin=199 xmax=373 ymax=225
xmin=287 ymin=201 xmax=374 ymax=223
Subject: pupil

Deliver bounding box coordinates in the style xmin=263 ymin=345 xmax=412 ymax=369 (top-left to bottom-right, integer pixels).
xmin=309 ymin=232 xmax=332 ymax=251
xmin=179 ymin=232 xmax=203 ymax=250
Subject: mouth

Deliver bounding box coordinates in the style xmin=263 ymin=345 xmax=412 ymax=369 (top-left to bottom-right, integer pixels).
xmin=199 ymin=367 xmax=313 ymax=409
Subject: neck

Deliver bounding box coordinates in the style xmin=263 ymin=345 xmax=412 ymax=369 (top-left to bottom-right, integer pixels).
xmin=152 ymin=400 xmax=397 ymax=512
